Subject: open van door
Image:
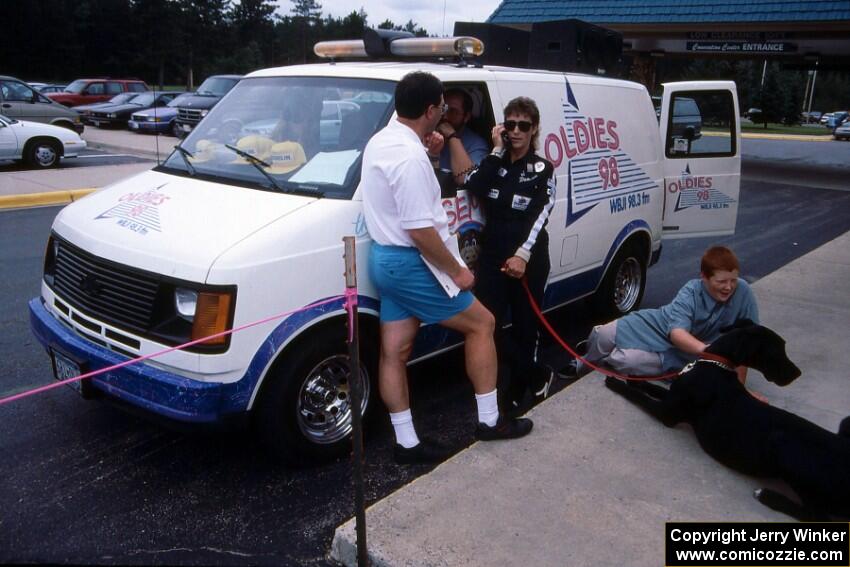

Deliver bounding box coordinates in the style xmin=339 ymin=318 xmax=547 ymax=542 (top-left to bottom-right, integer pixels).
xmin=659 ymin=81 xmax=740 ymax=239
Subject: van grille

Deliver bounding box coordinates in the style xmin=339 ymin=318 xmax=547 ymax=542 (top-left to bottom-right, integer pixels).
xmin=52 ymin=239 xmax=160 ymax=333
xmin=177 ymin=108 xmax=203 ymax=123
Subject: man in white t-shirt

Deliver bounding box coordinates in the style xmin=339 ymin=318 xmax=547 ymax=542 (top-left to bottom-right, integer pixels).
xmin=360 ymin=71 xmax=533 ymax=465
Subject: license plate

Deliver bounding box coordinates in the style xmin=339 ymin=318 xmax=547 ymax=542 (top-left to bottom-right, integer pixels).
xmin=182 ymin=124 xmax=192 ymax=132
xmin=51 ymin=349 xmax=93 ymax=397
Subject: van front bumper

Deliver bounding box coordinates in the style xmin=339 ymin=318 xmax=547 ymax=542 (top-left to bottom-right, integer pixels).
xmin=28 ymin=297 xmax=247 ymax=424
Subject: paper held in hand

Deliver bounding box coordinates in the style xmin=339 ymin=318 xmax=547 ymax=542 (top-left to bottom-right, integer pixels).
xmin=421 ymin=234 xmax=465 ymax=298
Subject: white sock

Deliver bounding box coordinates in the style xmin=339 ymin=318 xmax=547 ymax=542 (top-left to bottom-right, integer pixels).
xmin=475 ymin=389 xmax=499 ymax=427
xmin=389 ymin=409 xmax=420 ymax=449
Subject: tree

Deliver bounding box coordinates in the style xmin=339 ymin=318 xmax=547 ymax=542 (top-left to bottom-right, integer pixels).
xmin=174 ymin=0 xmax=231 ymax=89
xmin=291 ymin=0 xmax=322 ymax=62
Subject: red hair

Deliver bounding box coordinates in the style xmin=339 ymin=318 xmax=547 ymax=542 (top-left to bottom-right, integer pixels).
xmin=700 ymin=246 xmax=739 ymax=277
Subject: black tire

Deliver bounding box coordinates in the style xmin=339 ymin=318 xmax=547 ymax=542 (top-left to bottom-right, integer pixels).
xmin=255 ymin=322 xmax=378 ymax=465
xmin=25 ymin=138 xmax=61 ymax=169
xmin=592 ymin=242 xmax=647 ymax=320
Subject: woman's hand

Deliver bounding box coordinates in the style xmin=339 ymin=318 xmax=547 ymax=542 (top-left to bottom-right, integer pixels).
xmin=502 ymin=256 xmax=527 ymax=279
xmin=491 ymin=124 xmax=506 ymax=150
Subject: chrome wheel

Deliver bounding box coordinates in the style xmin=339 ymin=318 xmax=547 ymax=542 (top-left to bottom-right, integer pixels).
xmin=613 ymin=256 xmax=642 ymax=313
xmin=296 ymin=354 xmax=370 ymax=445
xmin=32 ymin=143 xmax=59 ymax=168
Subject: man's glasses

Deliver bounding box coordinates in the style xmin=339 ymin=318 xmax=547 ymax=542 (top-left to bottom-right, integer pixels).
xmin=504 ymin=120 xmax=533 ymax=132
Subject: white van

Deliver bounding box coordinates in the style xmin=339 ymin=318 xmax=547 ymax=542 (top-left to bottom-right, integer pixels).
xmin=29 ymin=35 xmax=741 ymax=463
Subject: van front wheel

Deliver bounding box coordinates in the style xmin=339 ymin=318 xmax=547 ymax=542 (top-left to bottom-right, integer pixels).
xmin=256 ymin=324 xmax=376 ymax=465
xmin=593 ymin=244 xmax=646 ymax=319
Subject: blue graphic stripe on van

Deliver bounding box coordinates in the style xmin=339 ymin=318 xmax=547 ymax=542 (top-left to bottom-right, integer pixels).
xmin=228 ymin=295 xmax=381 ymax=413
xmin=544 ymin=221 xmax=651 ymax=307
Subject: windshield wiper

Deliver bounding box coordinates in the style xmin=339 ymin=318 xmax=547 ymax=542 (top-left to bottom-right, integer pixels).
xmin=223 ymin=143 xmax=283 ymax=192
xmin=173 ymin=145 xmax=196 ymax=176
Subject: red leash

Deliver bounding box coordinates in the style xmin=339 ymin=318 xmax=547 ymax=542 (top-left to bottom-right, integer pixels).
xmin=520 ymin=277 xmax=681 ymax=382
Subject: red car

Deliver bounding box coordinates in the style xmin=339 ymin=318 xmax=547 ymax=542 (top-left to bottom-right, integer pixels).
xmin=47 ymin=78 xmax=149 ymax=107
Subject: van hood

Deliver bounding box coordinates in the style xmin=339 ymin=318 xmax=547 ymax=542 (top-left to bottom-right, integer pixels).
xmin=175 ymin=94 xmax=221 ymax=110
xmin=52 ymin=170 xmax=317 ymax=283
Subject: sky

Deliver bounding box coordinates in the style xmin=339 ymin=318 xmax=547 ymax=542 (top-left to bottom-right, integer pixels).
xmin=277 ymin=0 xmax=500 ymax=37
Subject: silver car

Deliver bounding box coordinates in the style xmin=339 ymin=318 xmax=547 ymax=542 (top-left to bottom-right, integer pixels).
xmin=0 ymin=75 xmax=84 ymax=133
xmin=833 ymin=120 xmax=850 ymax=141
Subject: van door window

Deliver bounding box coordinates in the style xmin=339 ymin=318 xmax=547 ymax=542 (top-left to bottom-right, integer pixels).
xmin=665 ymin=91 xmax=735 ymax=158
xmin=105 ymin=82 xmax=123 ymax=95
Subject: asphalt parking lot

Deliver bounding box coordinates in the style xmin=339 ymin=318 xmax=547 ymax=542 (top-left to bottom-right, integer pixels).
xmin=1 ymin=133 xmax=849 ymax=566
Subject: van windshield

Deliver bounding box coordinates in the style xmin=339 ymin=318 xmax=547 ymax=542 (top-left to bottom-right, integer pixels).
xmin=160 ymin=76 xmax=395 ymax=199
xmin=64 ymin=80 xmax=88 ymax=94
xmin=195 ymin=77 xmax=240 ymax=96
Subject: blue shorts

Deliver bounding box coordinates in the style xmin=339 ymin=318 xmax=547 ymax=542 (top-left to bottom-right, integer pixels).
xmin=368 ymin=243 xmax=474 ymax=324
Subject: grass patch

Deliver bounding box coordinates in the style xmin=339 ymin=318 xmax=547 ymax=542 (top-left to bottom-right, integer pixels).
xmin=740 ymin=123 xmax=833 ymax=136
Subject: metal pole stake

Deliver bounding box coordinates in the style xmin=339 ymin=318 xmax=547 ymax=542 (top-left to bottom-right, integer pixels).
xmin=343 ymin=236 xmax=369 ymax=567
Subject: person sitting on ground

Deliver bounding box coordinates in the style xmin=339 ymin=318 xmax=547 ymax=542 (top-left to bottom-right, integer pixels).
xmin=568 ymin=246 xmax=760 ymax=390
xmin=432 ymin=88 xmax=489 ymax=186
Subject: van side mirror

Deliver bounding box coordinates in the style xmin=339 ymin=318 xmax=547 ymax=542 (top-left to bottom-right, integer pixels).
xmin=684 ymin=125 xmax=696 ymax=142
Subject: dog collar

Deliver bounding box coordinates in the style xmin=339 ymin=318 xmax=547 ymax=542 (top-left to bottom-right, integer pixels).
xmin=680 ymin=353 xmax=737 ymax=375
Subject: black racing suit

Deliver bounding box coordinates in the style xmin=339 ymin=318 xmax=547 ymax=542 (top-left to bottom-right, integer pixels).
xmin=465 ymin=148 xmax=557 ymax=408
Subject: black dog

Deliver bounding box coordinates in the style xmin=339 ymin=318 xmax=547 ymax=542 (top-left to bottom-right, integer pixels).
xmin=604 ymin=320 xmax=850 ymax=520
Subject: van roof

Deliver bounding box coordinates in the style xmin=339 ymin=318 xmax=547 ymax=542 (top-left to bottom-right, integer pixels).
xmin=246 ymin=61 xmax=645 ymax=92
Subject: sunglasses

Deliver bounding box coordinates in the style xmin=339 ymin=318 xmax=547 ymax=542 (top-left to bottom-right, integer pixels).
xmin=432 ymin=102 xmax=449 ymax=116
xmin=504 ymin=120 xmax=533 ymax=132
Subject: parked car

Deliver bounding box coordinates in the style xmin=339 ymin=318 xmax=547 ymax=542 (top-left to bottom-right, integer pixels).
xmin=127 ymin=93 xmax=192 ymax=134
xmin=75 ymin=92 xmax=141 ymax=125
xmin=173 ymin=75 xmax=242 ymax=138
xmin=47 ymin=78 xmax=149 ymax=107
xmin=820 ymin=112 xmax=834 ymax=125
xmin=88 ymin=91 xmax=183 ymax=128
xmin=27 ymin=82 xmax=47 ymax=90
xmin=0 ymin=114 xmax=86 ymax=168
xmin=833 ymin=120 xmax=850 ymax=140
xmin=0 ymin=75 xmax=84 ymax=133
xmin=825 ymin=111 xmax=848 ymax=129
xmin=669 ymin=96 xmax=702 ymax=140
xmin=38 ymin=84 xmax=67 ymax=94
xmin=801 ymin=111 xmax=822 ymax=124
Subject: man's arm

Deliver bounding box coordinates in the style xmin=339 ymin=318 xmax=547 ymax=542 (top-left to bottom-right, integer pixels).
xmin=408 ymin=227 xmax=474 ymax=290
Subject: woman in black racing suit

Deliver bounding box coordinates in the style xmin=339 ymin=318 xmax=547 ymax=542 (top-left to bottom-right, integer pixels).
xmin=464 ymin=96 xmax=557 ymax=412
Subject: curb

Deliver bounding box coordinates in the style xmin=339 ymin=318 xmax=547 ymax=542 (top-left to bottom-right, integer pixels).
xmin=0 ymin=188 xmax=97 ymax=210
xmin=741 ymin=132 xmax=833 ymax=142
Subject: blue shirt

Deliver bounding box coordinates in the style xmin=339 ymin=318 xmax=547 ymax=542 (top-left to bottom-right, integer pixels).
xmin=615 ymin=278 xmax=759 ymax=371
xmin=439 ymin=127 xmax=489 ymax=170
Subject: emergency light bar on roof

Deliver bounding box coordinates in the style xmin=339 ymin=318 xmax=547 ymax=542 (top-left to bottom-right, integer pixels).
xmin=314 ymin=28 xmax=484 ymax=62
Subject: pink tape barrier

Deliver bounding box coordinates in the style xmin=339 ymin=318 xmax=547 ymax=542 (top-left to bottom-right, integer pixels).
xmin=0 ymin=294 xmax=349 ymax=407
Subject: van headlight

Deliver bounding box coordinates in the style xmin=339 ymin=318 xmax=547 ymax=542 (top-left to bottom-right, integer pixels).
xmin=152 ymin=286 xmax=235 ymax=351
xmin=175 ymin=288 xmax=198 ymax=320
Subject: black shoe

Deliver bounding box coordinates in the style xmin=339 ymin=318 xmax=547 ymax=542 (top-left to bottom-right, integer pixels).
xmin=561 ymin=359 xmax=580 ymax=378
xmin=474 ymin=415 xmax=533 ymax=441
xmin=393 ymin=439 xmax=452 ymax=465
xmin=575 ymin=339 xmax=589 ymax=356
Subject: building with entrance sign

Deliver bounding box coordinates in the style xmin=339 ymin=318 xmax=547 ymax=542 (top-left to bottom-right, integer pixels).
xmin=485 ymin=0 xmax=850 ymax=87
